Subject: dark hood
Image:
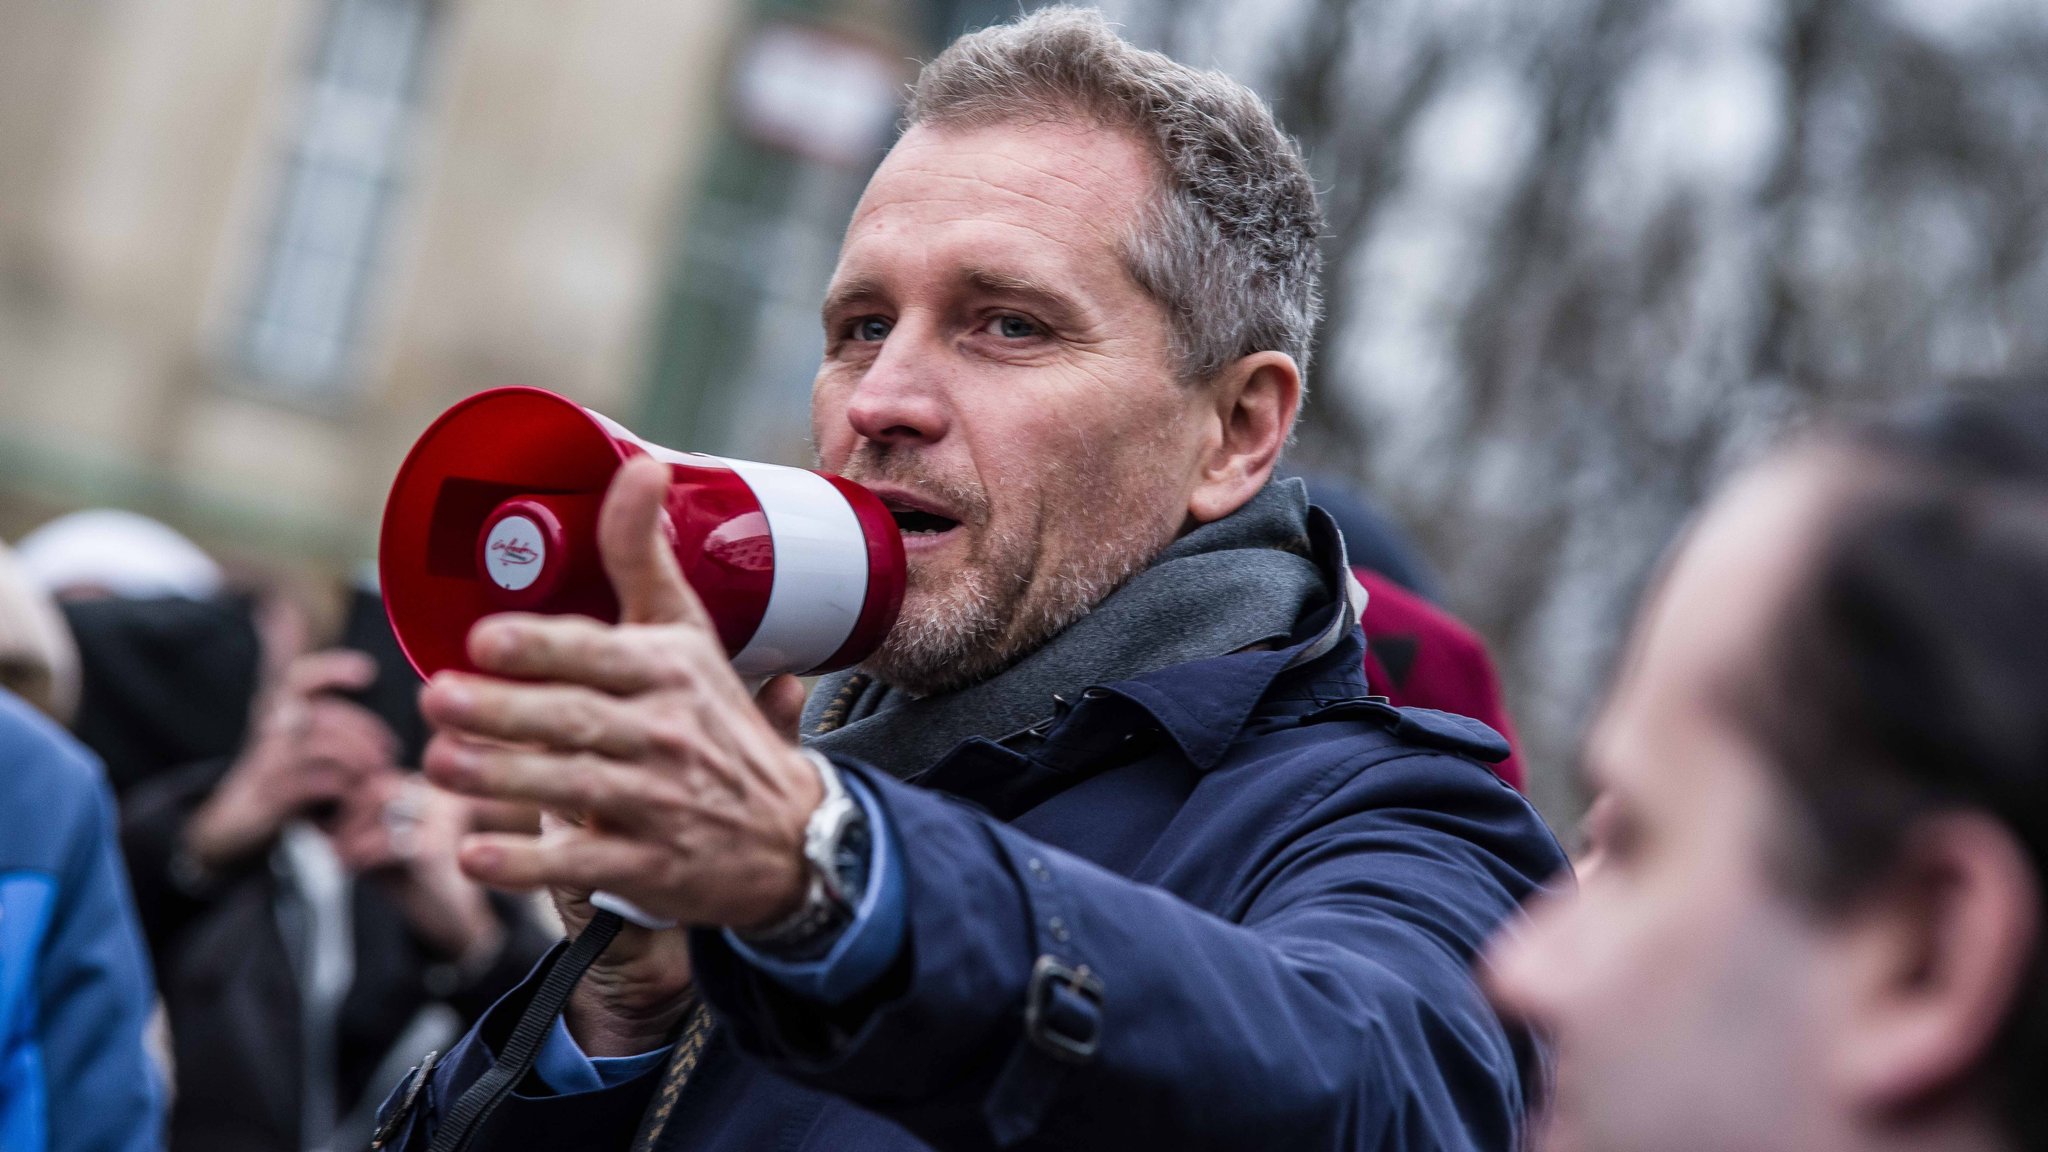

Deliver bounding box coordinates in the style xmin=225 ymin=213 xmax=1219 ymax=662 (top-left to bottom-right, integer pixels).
xmin=64 ymin=594 xmax=262 ymax=795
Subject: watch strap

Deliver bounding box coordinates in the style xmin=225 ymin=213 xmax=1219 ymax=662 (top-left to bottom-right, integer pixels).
xmin=735 ymin=751 xmax=861 ymax=952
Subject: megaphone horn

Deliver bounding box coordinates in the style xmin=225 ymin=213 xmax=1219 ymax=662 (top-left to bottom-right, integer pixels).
xmin=380 ymin=386 xmax=906 ymax=683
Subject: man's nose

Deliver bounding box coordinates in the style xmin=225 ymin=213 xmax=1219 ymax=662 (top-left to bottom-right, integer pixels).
xmin=1477 ymin=876 xmax=1574 ymax=1027
xmin=843 ymin=327 xmax=950 ymax=446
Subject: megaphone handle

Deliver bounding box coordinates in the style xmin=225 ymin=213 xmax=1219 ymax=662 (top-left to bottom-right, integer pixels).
xmin=590 ymin=890 xmax=677 ymax=931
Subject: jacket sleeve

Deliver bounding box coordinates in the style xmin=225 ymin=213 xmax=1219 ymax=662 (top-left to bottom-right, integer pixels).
xmin=117 ymin=756 xmax=237 ymax=958
xmin=36 ymin=732 xmax=168 ymax=1152
xmin=691 ymin=749 xmax=1564 ymax=1152
xmin=368 ymin=942 xmax=671 ymax=1152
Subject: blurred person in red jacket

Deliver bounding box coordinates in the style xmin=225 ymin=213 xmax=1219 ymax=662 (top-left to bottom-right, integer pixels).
xmin=1485 ymin=384 xmax=2048 ymax=1152
xmin=1353 ymin=567 xmax=1525 ymax=791
xmin=1298 ymin=475 xmax=1526 ymax=790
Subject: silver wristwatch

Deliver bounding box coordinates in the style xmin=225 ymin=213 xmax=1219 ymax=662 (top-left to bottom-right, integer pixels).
xmin=740 ymin=750 xmax=865 ymax=950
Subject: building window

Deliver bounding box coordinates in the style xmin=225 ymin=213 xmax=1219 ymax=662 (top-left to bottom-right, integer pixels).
xmin=239 ymin=0 xmax=434 ymax=400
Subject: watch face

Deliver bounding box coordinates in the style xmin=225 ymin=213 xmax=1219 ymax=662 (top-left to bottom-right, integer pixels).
xmin=804 ymin=754 xmax=866 ymax=908
xmin=833 ymin=817 xmax=872 ymax=901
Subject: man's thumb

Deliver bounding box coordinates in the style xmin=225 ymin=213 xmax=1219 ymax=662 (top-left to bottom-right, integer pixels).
xmin=597 ymin=455 xmax=706 ymax=626
xmin=756 ymin=674 xmax=807 ymax=741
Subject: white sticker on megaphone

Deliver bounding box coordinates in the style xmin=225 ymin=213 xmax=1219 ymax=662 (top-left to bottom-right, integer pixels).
xmin=484 ymin=515 xmax=547 ymax=591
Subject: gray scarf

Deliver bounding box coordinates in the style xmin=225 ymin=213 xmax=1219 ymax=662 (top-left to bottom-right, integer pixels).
xmin=801 ymin=480 xmax=1328 ymax=778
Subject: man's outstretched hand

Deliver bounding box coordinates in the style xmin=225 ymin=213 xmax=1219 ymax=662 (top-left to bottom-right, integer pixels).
xmin=420 ymin=455 xmax=820 ymax=1054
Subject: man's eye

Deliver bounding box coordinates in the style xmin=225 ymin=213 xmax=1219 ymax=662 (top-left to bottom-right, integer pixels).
xmin=988 ymin=315 xmax=1039 ymax=339
xmin=851 ymin=317 xmax=892 ymax=342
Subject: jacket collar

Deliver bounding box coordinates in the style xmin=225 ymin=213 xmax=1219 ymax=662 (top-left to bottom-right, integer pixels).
xmin=913 ymin=507 xmax=1368 ymax=817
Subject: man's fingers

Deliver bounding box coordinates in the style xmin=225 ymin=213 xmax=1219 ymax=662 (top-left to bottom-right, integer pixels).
xmin=599 ymin=456 xmax=713 ymax=629
xmin=756 ymin=675 xmax=806 ymax=742
xmin=420 ymin=673 xmax=655 ymax=760
xmin=468 ymin=797 xmax=543 ymax=835
xmin=459 ymin=828 xmax=673 ymax=899
xmin=423 ymin=736 xmax=657 ymax=825
xmin=467 ymin=613 xmax=720 ymax=695
xmin=465 ymin=613 xmax=629 ymax=688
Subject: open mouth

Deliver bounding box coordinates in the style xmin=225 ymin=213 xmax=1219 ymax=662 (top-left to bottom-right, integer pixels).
xmin=887 ymin=504 xmax=960 ymax=537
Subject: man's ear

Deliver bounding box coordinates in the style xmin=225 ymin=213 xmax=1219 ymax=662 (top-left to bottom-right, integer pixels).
xmin=1829 ymin=811 xmax=2039 ymax=1117
xmin=1187 ymin=350 xmax=1302 ymax=524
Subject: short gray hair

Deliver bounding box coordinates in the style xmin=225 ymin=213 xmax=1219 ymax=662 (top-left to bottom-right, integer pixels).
xmin=905 ymin=7 xmax=1324 ymax=385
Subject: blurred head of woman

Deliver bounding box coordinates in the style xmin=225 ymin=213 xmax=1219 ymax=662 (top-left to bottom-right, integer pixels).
xmin=0 ymin=541 xmax=80 ymax=723
xmin=1486 ymin=384 xmax=2048 ymax=1152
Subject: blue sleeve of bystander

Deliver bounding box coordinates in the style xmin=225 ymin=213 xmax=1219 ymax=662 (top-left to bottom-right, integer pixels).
xmin=0 ymin=690 xmax=166 ymax=1152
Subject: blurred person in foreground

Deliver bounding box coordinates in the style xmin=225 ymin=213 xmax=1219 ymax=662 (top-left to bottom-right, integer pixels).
xmin=116 ymin=580 xmax=551 ymax=1152
xmin=0 ymin=543 xmax=163 ymax=1152
xmin=0 ymin=540 xmax=81 ymax=723
xmin=13 ymin=507 xmax=549 ymax=1150
xmin=14 ymin=508 xmax=262 ymax=796
xmin=376 ymin=9 xmax=1561 ymax=1152
xmin=1485 ymin=385 xmax=2048 ymax=1152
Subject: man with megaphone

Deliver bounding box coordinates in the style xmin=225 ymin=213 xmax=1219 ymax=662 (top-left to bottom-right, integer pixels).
xmin=372 ymin=9 xmax=1564 ymax=1152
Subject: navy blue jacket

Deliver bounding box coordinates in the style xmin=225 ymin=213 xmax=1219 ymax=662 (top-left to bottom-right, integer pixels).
xmin=376 ymin=525 xmax=1566 ymax=1151
xmin=0 ymin=690 xmax=164 ymax=1152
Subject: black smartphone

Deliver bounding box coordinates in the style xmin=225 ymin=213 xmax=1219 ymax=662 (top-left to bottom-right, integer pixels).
xmin=333 ymin=586 xmax=430 ymax=766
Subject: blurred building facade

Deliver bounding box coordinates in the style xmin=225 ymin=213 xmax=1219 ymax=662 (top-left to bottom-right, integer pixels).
xmin=0 ymin=0 xmax=976 ymax=571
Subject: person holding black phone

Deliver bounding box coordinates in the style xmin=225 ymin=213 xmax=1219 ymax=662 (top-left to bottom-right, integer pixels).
xmin=117 ymin=584 xmax=552 ymax=1152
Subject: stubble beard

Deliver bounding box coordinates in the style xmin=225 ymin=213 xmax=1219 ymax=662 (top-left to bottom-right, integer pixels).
xmin=844 ymin=443 xmax=1183 ymax=698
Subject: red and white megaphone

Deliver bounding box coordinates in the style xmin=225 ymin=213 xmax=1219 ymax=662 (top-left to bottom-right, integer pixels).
xmin=380 ymin=386 xmax=906 ymax=682
xmin=381 ymin=386 xmax=906 ymax=929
